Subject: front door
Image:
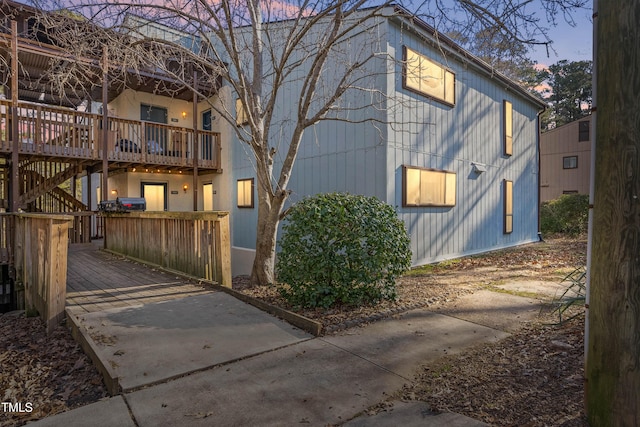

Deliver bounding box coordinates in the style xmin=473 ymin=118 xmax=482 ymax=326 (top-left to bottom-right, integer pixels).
xmin=142 ymin=183 xmax=167 ymax=211
xmin=203 ymin=183 xmax=213 ymax=211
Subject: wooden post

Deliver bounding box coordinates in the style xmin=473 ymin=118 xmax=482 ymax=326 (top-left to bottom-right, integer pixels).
xmin=101 ymin=48 xmax=109 ymax=205
xmin=215 ymin=214 xmax=231 ymax=287
xmin=10 ymin=21 xmax=20 ymax=213
xmin=587 ymin=0 xmax=640 ymax=424
xmin=15 ymin=214 xmax=71 ymax=334
xmin=192 ymin=70 xmax=199 ymax=211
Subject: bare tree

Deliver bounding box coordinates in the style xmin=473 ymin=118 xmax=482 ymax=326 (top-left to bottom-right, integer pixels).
xmin=29 ymin=0 xmax=587 ymax=289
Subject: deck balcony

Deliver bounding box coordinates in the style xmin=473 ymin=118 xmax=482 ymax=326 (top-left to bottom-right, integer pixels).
xmin=0 ymin=99 xmax=222 ymax=171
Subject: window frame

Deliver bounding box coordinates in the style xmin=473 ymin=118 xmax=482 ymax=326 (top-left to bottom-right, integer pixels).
xmin=578 ymin=120 xmax=590 ymax=142
xmin=402 ymin=165 xmax=457 ymax=207
xmin=504 ymin=100 xmax=513 ymax=156
xmin=402 ymin=46 xmax=455 ymax=106
xmin=504 ymin=179 xmax=513 ymax=234
xmin=563 ymin=156 xmax=578 ymax=169
xmin=235 ymin=98 xmax=248 ymax=126
xmin=237 ymin=178 xmax=254 ymax=208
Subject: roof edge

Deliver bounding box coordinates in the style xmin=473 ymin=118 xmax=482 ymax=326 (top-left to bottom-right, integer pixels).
xmin=390 ymin=5 xmax=547 ymax=110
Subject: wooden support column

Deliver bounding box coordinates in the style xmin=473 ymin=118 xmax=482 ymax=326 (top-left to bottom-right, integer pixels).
xmin=10 ymin=21 xmax=20 ymax=213
xmin=101 ymin=49 xmax=109 ymax=249
xmin=101 ymin=48 xmax=109 ymax=205
xmin=86 ymin=167 xmax=93 ymax=211
xmin=192 ymin=70 xmax=199 ymax=211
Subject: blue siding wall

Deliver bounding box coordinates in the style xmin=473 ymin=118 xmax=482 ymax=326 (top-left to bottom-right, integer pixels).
xmin=386 ymin=19 xmax=541 ymax=266
xmin=230 ymin=12 xmax=542 ymax=269
xmin=230 ymin=17 xmax=390 ymax=251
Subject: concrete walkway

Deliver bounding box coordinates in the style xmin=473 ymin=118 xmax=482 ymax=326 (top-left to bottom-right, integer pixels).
xmin=29 ymin=290 xmax=513 ymax=426
xmin=28 ymin=245 xmax=556 ymax=426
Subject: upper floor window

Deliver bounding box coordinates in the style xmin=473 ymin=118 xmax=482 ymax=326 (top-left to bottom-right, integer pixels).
xmin=402 ymin=165 xmax=456 ymax=207
xmin=236 ymin=98 xmax=248 ymax=126
xmin=504 ymin=100 xmax=513 ymax=156
xmin=403 ymin=46 xmax=455 ymax=106
xmin=579 ymin=120 xmax=590 ymax=142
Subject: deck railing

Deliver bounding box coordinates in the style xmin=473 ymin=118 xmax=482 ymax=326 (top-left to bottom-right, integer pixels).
xmin=103 ymin=211 xmax=231 ymax=287
xmin=0 ymin=213 xmax=13 ymax=265
xmin=0 ymin=99 xmax=221 ymax=169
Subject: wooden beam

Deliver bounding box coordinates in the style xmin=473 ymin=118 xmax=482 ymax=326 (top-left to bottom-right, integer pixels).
xmin=101 ymin=48 xmax=109 ymax=205
xmin=192 ymin=70 xmax=199 ymax=211
xmin=10 ymin=20 xmax=19 ymax=213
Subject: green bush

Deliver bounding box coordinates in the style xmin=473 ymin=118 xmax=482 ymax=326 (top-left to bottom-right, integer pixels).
xmin=540 ymin=194 xmax=589 ymax=236
xmin=276 ymin=193 xmax=412 ymax=309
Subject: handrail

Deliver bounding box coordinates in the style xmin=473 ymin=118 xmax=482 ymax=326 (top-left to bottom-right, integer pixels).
xmin=0 ymin=99 xmax=221 ymax=170
xmin=103 ymin=211 xmax=231 ymax=287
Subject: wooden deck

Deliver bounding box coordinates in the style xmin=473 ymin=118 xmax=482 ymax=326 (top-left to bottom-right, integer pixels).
xmin=66 ymin=242 xmax=215 ymax=314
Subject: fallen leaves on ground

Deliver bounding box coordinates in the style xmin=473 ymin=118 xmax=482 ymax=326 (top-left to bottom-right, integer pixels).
xmin=235 ymin=237 xmax=587 ymax=333
xmin=400 ymin=312 xmax=586 ymax=426
xmin=0 ymin=237 xmax=586 ymax=426
xmin=236 ymin=237 xmax=587 ymax=426
xmin=0 ymin=314 xmax=108 ymax=427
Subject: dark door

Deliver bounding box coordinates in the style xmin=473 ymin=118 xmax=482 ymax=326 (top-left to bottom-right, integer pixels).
xmin=141 ymin=105 xmax=168 ymax=153
xmin=202 ymin=109 xmax=212 ymax=161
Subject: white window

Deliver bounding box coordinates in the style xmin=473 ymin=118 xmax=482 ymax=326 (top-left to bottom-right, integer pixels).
xmin=403 ymin=166 xmax=456 ymax=207
xmin=237 ymin=178 xmax=254 ymax=208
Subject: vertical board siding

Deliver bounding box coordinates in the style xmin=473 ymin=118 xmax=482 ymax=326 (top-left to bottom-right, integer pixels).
xmin=104 ymin=212 xmax=231 ymax=287
xmin=229 ymin=12 xmax=541 ymax=267
xmin=387 ymin=19 xmax=541 ymax=266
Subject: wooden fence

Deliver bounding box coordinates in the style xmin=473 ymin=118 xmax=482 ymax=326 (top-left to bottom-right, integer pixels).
xmin=0 ymin=213 xmax=13 ymax=265
xmin=104 ymin=211 xmax=231 ymax=287
xmin=13 ymin=213 xmax=72 ymax=334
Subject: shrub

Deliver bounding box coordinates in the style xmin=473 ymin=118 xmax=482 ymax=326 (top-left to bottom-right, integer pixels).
xmin=540 ymin=194 xmax=589 ymax=236
xmin=276 ymin=193 xmax=412 ymax=309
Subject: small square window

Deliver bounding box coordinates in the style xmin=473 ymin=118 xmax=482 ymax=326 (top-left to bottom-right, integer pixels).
xmin=563 ymin=156 xmax=578 ymax=169
xmin=237 ymin=178 xmax=254 ymax=208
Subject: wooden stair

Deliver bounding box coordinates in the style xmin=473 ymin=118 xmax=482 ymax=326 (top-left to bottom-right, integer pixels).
xmin=19 ymin=161 xmax=82 ymax=207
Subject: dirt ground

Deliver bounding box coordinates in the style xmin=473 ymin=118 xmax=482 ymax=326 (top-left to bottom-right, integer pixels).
xmin=0 ymin=237 xmax=587 ymax=426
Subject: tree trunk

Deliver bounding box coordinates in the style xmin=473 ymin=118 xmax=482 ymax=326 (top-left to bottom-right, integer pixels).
xmin=587 ymin=1 xmax=640 ymax=424
xmin=250 ymin=188 xmax=286 ymax=286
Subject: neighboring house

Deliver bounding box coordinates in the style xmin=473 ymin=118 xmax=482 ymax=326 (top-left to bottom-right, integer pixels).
xmin=228 ymin=7 xmax=546 ymax=273
xmin=1 ymin=2 xmax=545 ymax=276
xmin=540 ymin=116 xmax=592 ymax=202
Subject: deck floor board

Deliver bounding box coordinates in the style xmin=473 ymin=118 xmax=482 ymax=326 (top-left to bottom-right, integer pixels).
xmin=66 ymin=242 xmax=213 ymax=314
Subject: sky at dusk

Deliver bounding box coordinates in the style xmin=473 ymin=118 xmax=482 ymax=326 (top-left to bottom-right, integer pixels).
xmin=529 ymin=6 xmax=593 ymax=67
